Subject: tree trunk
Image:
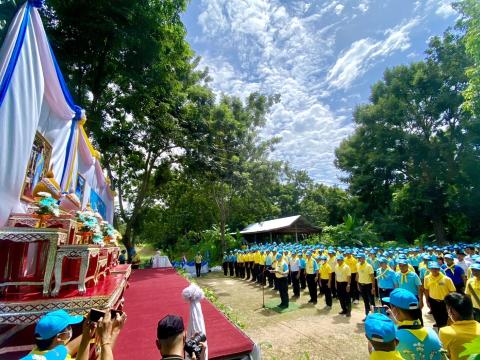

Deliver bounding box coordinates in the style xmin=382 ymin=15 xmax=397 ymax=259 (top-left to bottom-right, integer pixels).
xmin=431 ymin=214 xmax=447 ymax=245
xmin=123 ymin=222 xmax=134 ymax=262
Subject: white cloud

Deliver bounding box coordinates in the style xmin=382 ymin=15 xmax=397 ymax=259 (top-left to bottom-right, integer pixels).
xmin=326 ymin=17 xmax=420 ymax=90
xmin=356 ymin=0 xmax=369 ymax=13
xmin=426 ymin=0 xmax=456 ymax=18
xmin=334 ymin=4 xmax=345 ymax=15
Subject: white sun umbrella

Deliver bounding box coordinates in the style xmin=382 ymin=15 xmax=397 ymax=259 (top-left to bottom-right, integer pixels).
xmin=182 ymin=283 xmax=208 ymax=360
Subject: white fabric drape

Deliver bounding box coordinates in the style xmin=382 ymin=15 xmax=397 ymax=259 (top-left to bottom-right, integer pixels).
xmin=182 ymin=284 xmax=208 ymax=360
xmin=0 ymin=4 xmax=44 ymax=225
xmin=152 ymin=255 xmax=172 ymax=268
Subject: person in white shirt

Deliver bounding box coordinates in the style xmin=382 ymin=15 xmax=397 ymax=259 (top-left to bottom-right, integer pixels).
xmin=289 ymin=252 xmax=301 ymax=298
xmin=455 ymin=250 xmax=469 ymax=273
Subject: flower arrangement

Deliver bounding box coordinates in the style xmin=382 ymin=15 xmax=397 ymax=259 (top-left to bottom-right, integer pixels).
xmin=102 ymin=222 xmax=116 ymax=238
xmin=75 ymin=210 xmax=98 ymax=233
xmin=35 ymin=192 xmax=60 ymax=216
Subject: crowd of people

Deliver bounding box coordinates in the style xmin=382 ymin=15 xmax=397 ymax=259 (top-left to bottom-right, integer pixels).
xmin=223 ymin=243 xmax=480 ymax=359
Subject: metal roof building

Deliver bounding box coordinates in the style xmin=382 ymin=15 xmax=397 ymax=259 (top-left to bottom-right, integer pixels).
xmin=239 ymin=215 xmax=320 ymax=242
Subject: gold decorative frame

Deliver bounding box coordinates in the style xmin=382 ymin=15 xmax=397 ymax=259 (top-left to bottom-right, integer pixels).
xmin=20 ymin=131 xmax=52 ymax=202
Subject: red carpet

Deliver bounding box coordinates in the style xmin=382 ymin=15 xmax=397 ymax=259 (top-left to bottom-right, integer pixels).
xmin=114 ymin=269 xmax=254 ymax=359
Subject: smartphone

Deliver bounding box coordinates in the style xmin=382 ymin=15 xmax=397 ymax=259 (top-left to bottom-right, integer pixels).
xmin=89 ymin=308 xmax=105 ymax=322
xmin=373 ymin=306 xmax=388 ymax=315
xmin=89 ymin=308 xmax=123 ymax=322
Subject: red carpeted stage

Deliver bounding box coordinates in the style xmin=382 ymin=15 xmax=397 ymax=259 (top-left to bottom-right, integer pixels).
xmin=114 ymin=268 xmax=255 ymax=360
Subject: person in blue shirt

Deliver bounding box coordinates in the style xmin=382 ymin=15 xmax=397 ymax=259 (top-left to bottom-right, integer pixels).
xmin=376 ymin=257 xmax=397 ymax=305
xmin=408 ymin=249 xmax=421 ymax=275
xmin=299 ymin=252 xmax=307 ymax=290
xmin=442 ymin=253 xmax=466 ymax=293
xmin=394 ymin=259 xmax=424 ymax=309
xmin=383 ymin=288 xmax=442 ymax=360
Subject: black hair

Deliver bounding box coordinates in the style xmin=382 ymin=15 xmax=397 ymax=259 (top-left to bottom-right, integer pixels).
xmin=445 ymin=292 xmax=473 ymax=320
xmin=35 ymin=336 xmax=56 ymax=351
xmin=392 ymin=305 xmax=424 ymax=326
xmin=369 ymin=339 xmax=396 ymax=352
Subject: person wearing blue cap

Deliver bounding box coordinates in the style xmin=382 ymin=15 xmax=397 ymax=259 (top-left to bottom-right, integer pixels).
xmin=345 ymin=251 xmax=360 ymax=304
xmin=270 ymin=253 xmax=290 ymax=308
xmin=376 ymin=258 xmax=396 ymax=306
xmin=22 ymin=308 xmax=121 ymax=360
xmin=364 ymin=313 xmax=404 ymax=359
xmin=289 ymin=251 xmax=301 ymax=298
xmin=327 ymin=249 xmax=337 ymax=298
xmin=335 ymin=255 xmax=352 ymax=317
xmin=424 ymin=261 xmax=456 ymax=328
xmin=394 ymin=260 xmax=423 ymax=308
xmin=298 ymin=252 xmax=307 ymax=290
xmin=265 ymin=249 xmax=274 ymax=288
xmin=222 ymin=252 xmax=229 ymax=276
xmin=357 ymin=253 xmax=376 ymax=320
xmin=383 ymin=288 xmax=442 ymax=360
xmin=305 ymin=251 xmax=319 ymax=304
xmin=318 ymin=255 xmax=333 ymax=309
xmin=442 ymin=254 xmax=466 ymax=293
xmin=465 ymin=263 xmax=480 ymax=321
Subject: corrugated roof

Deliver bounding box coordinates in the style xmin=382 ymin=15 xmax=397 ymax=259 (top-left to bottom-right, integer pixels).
xmin=240 ymin=215 xmax=302 ymax=234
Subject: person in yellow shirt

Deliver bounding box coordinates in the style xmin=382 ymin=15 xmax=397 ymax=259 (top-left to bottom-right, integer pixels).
xmin=357 ymin=253 xmax=376 ymax=320
xmin=439 ymin=292 xmax=480 ymax=360
xmin=195 ymin=252 xmax=203 ymax=277
xmin=465 ymin=263 xmax=480 ymax=321
xmin=424 ymin=262 xmax=456 ymax=328
xmin=335 ymin=255 xmax=352 ymax=317
xmin=270 ymin=253 xmax=290 ymax=308
xmin=345 ymin=250 xmax=360 ymax=304
xmin=318 ymin=255 xmax=333 ymax=309
xmin=258 ymin=249 xmax=267 ymax=285
xmin=365 ymin=313 xmax=405 ymax=360
xmin=327 ymin=249 xmax=337 ymax=298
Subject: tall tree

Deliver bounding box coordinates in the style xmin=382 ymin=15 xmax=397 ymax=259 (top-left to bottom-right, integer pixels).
xmin=336 ymin=33 xmax=474 ymax=244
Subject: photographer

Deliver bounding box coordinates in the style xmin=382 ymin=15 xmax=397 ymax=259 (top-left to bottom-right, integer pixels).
xmin=156 ymin=315 xmax=207 ymax=360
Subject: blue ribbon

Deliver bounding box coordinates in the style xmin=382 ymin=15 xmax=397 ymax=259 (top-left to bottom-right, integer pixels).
xmin=0 ymin=3 xmax=32 ymax=108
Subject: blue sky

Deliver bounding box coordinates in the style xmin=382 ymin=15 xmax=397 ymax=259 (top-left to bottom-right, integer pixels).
xmin=182 ymin=0 xmax=458 ymax=186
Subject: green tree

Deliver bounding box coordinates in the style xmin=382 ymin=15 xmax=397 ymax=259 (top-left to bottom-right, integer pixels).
xmin=336 ymin=33 xmax=474 ymax=244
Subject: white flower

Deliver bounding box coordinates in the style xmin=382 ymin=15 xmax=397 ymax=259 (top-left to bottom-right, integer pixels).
xmin=37 ymin=192 xmax=52 ymax=198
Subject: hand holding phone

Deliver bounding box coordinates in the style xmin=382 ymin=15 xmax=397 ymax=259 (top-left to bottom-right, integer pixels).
xmin=372 ymin=306 xmax=388 ymax=316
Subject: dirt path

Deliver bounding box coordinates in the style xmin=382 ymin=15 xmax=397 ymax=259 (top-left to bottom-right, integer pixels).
xmin=196 ymin=272 xmax=435 ymax=360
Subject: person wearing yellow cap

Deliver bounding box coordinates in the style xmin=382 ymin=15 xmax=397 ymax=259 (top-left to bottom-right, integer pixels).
xmin=424 ymin=261 xmax=456 ymax=328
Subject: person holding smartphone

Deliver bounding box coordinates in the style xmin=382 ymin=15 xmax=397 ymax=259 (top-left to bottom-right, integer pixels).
xmin=382 ymin=288 xmax=442 ymax=360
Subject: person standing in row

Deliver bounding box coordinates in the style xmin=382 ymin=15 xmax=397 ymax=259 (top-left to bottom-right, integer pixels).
xmin=289 ymin=251 xmax=301 ymax=298
xmin=195 ymin=252 xmax=203 ymax=278
xmin=424 ymin=262 xmax=456 ymax=328
xmin=395 ymin=259 xmax=423 ymax=308
xmin=335 ymin=255 xmax=352 ymax=317
xmin=222 ymin=252 xmax=228 ymax=276
xmin=345 ymin=250 xmax=359 ymax=304
xmin=357 ymin=253 xmax=376 ymax=321
xmin=270 ymin=253 xmax=289 ymax=308
xmin=265 ymin=249 xmax=274 ymax=288
xmin=442 ymin=254 xmax=466 ymax=293
xmin=228 ymin=252 xmax=234 ymax=276
xmin=299 ymin=253 xmax=307 ymax=290
xmin=327 ymin=249 xmax=337 ymax=298
xmin=465 ymin=263 xmax=480 ymax=321
xmin=305 ymin=252 xmax=319 ymax=304
xmin=318 ymin=255 xmax=333 ymax=309
xmin=376 ymin=258 xmax=396 ymax=305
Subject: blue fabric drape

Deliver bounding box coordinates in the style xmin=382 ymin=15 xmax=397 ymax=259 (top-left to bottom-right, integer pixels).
xmin=0 ymin=3 xmax=32 ymax=108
